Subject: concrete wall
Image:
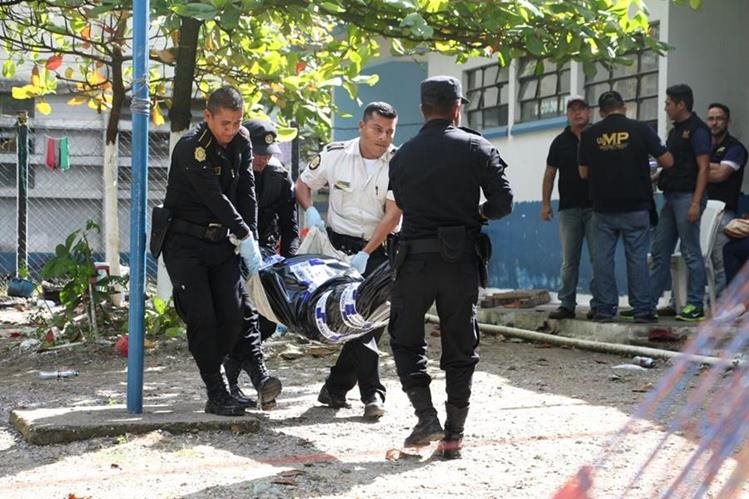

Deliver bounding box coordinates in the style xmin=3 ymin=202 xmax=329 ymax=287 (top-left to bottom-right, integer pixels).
xmin=667 ymin=0 xmax=749 ymax=193
xmin=333 ymin=58 xmax=428 ymax=145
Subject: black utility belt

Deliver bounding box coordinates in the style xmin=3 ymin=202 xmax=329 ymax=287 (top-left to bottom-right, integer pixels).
xmin=327 ymin=229 xmax=374 ymax=254
xmin=171 ymin=218 xmax=229 ymax=243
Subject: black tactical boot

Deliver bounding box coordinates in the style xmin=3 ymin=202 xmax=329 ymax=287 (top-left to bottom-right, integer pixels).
xmin=243 ymin=358 xmax=282 ymax=410
xmin=202 ymin=372 xmax=246 ymax=417
xmin=222 ymin=357 xmax=256 ymax=408
xmin=403 ymin=388 xmax=444 ymax=447
xmin=435 ymin=403 xmax=469 ymax=459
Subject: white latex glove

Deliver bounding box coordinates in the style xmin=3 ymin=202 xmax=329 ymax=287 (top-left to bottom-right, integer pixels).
xmin=305 ymin=206 xmax=326 ymax=231
xmin=239 ymin=235 xmax=262 ymax=276
xmin=273 ymin=323 xmax=288 ymax=337
xmin=350 ymin=250 xmax=369 ymax=274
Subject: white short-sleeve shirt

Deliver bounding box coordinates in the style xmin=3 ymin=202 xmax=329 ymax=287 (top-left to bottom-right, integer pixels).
xmin=300 ymin=137 xmax=396 ymax=240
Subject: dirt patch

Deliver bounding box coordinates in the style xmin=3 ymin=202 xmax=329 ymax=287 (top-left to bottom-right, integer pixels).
xmin=0 ymin=311 xmax=740 ymax=498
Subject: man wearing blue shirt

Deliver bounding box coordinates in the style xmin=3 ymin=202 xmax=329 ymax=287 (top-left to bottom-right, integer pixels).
xmin=705 ymin=103 xmax=749 ymax=293
xmin=649 ymin=84 xmax=711 ymax=321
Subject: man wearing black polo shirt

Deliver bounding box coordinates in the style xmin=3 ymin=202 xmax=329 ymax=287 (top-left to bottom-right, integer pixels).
xmin=542 ymin=95 xmax=598 ymax=320
xmin=579 ymin=90 xmax=672 ymax=322
xmin=705 ymin=103 xmax=748 ymax=293
xmin=650 ymin=84 xmax=711 ymax=321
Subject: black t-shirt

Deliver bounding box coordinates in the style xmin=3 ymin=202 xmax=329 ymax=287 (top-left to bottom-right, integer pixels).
xmin=579 ymin=113 xmax=667 ymax=213
xmin=547 ymin=126 xmax=591 ymax=210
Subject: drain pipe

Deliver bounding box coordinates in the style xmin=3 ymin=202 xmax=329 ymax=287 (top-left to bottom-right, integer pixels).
xmin=424 ymin=314 xmax=736 ymax=368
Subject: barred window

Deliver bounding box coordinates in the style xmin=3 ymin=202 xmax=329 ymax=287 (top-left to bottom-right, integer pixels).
xmin=0 ymin=93 xmax=34 ymax=118
xmin=584 ymin=26 xmax=660 ymax=127
xmin=464 ymin=63 xmax=510 ymax=129
xmin=517 ymin=59 xmax=570 ymax=123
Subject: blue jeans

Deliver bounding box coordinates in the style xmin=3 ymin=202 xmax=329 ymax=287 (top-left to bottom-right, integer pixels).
xmin=711 ymin=210 xmax=735 ymax=295
xmin=558 ymin=207 xmax=598 ymax=311
xmin=592 ymin=210 xmax=652 ymax=317
xmin=650 ymin=192 xmax=706 ymax=309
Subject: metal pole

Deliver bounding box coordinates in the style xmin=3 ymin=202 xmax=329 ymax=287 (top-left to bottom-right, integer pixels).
xmin=15 ymin=111 xmax=28 ymax=276
xmin=127 ymin=0 xmax=150 ymax=414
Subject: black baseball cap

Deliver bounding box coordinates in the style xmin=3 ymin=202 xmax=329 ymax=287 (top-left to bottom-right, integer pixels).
xmin=243 ymin=119 xmax=281 ymax=156
xmin=420 ymin=75 xmax=470 ymax=104
xmin=598 ymin=90 xmax=624 ymax=108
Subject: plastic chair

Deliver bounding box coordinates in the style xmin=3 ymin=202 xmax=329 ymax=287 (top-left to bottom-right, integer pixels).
xmin=670 ymin=199 xmax=725 ymax=312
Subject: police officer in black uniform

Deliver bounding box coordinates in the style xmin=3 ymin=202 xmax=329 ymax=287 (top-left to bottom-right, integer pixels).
xmin=223 ymin=119 xmax=298 ymax=409
xmin=388 ymin=76 xmax=513 ymax=459
xmin=160 ymin=86 xmax=263 ymax=417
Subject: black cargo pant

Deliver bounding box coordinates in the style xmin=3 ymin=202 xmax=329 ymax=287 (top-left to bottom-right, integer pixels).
xmin=324 ymin=230 xmax=387 ymax=402
xmin=163 ymin=233 xmax=244 ymax=377
xmin=388 ymin=252 xmax=480 ymax=408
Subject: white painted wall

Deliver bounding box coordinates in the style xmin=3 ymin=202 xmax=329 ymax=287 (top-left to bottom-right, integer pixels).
xmin=666 ymin=0 xmax=748 ymax=146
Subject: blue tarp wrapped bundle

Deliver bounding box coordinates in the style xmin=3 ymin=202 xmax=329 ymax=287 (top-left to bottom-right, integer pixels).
xmin=247 ymin=254 xmax=392 ymax=344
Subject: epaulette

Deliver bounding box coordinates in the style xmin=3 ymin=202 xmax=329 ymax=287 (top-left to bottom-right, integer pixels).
xmin=235 ymin=126 xmax=251 ymax=144
xmin=196 ymin=124 xmax=213 ymax=149
xmin=325 ymin=142 xmax=345 ymax=152
xmin=459 ymin=126 xmax=483 ymax=137
xmin=268 ymin=161 xmax=289 ymax=175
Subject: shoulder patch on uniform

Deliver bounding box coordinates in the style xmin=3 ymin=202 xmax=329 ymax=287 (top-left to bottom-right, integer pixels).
xmin=458 ymin=126 xmax=482 ymax=136
xmin=194 ymin=146 xmax=207 ymax=162
xmin=308 ymin=154 xmax=321 ymax=170
xmin=325 ymin=142 xmax=345 ymax=151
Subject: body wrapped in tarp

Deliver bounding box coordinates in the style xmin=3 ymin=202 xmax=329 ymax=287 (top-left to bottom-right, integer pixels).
xmin=246 ymin=254 xmax=392 ymax=344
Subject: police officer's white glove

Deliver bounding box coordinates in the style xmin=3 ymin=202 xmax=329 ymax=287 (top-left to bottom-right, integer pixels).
xmin=239 ymin=235 xmax=263 ymax=276
xmin=350 ymin=250 xmax=369 ymax=274
xmin=305 ymin=206 xmax=326 ymax=231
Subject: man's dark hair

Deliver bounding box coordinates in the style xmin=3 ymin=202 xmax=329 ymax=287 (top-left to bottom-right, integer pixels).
xmin=363 ymin=101 xmax=397 ymax=121
xmin=421 ymin=100 xmax=458 ymax=119
xmin=666 ymin=84 xmax=694 ymax=112
xmin=708 ymin=102 xmax=730 ymax=120
xmin=207 ymin=86 xmax=244 ymax=114
xmin=598 ymin=90 xmax=625 ymax=115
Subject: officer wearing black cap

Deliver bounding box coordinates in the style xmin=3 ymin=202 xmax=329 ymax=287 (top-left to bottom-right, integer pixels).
xmin=222 ymin=119 xmax=297 ymax=410
xmin=160 ymin=86 xmax=263 ymax=417
xmin=243 ymin=119 xmax=299 ymax=257
xmin=389 ymin=75 xmax=513 ymax=459
xmin=578 ymin=90 xmax=672 ymax=322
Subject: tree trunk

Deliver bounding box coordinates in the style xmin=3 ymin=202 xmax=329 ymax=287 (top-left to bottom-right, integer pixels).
xmin=168 ymin=15 xmax=201 ymax=134
xmin=158 ymin=15 xmax=202 ymax=299
xmin=103 ymin=47 xmax=125 ymax=305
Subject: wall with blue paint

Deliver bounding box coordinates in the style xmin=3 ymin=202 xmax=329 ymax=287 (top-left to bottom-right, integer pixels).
xmin=332 ymin=59 xmax=427 ymax=145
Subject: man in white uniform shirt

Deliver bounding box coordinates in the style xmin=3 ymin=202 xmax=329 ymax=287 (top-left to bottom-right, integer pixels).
xmin=295 ymin=101 xmax=401 ymax=418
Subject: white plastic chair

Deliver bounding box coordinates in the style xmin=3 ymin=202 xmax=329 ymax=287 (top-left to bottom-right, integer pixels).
xmin=670 ymin=199 xmax=725 ymax=312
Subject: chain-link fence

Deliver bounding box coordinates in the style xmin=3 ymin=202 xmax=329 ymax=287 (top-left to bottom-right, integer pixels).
xmin=0 ymin=115 xmax=170 ymax=291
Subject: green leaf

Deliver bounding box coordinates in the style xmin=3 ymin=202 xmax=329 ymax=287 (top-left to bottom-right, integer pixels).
xmin=524 ymin=32 xmax=544 ymax=57
xmin=153 ymin=296 xmax=166 ymax=314
xmin=165 ymin=326 xmax=186 ymax=338
xmin=219 ymin=4 xmax=241 ymax=30
xmin=689 ymin=0 xmax=702 ymax=9
xmin=319 ymin=2 xmax=346 ymax=13
xmin=172 ymin=3 xmax=218 ymax=20
xmin=2 ymin=60 xmax=15 ymax=79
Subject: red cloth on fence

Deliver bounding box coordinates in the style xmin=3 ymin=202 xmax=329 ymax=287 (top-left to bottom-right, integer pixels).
xmin=45 ymin=136 xmax=58 ymax=171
